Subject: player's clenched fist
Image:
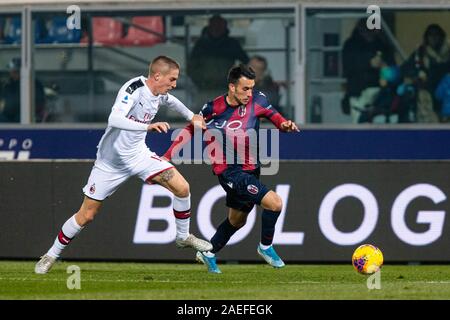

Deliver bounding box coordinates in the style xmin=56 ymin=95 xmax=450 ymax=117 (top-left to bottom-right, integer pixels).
xmin=148 ymin=122 xmax=170 ymax=133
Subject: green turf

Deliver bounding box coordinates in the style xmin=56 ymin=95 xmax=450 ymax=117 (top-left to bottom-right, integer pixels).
xmin=0 ymin=260 xmax=449 ymax=299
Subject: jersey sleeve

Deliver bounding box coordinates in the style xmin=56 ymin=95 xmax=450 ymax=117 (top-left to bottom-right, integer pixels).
xmin=162 ymin=93 xmax=194 ymax=121
xmin=253 ymin=91 xmax=287 ymax=129
xmin=199 ymin=102 xmax=214 ymax=121
xmin=108 ymin=85 xmax=148 ymax=131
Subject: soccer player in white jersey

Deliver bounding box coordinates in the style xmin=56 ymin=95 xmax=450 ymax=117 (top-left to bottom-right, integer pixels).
xmin=35 ymin=56 xmax=212 ymax=274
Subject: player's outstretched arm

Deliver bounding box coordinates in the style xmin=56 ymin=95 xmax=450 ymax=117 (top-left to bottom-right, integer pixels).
xmin=253 ymin=91 xmax=299 ymax=132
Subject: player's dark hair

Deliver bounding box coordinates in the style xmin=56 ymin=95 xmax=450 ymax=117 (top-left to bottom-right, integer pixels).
xmin=149 ymin=56 xmax=180 ymax=75
xmin=227 ymin=64 xmax=256 ymax=85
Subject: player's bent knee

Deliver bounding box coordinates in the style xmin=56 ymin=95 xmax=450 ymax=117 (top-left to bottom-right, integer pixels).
xmin=233 ymin=221 xmax=246 ymax=229
xmin=82 ymin=213 xmax=95 ymax=224
xmin=173 ymin=181 xmax=190 ymax=198
xmin=274 ymin=194 xmax=283 ymax=212
xmin=77 ymin=209 xmax=98 ymax=225
xmin=229 ymin=217 xmax=246 ymax=229
xmin=264 ymin=193 xmax=283 ymax=212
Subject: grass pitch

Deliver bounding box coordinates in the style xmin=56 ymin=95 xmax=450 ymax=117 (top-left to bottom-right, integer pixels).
xmin=0 ymin=260 xmax=449 ymax=300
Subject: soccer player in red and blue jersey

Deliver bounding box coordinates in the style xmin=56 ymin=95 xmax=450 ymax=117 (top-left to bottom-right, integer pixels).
xmin=164 ymin=64 xmax=299 ymax=273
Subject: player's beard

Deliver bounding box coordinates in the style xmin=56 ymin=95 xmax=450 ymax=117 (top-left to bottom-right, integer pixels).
xmin=232 ymin=93 xmax=248 ymax=106
xmin=237 ymin=96 xmax=249 ymax=105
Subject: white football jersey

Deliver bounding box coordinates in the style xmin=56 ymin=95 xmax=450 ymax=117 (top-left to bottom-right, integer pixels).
xmin=95 ymin=76 xmax=193 ymax=172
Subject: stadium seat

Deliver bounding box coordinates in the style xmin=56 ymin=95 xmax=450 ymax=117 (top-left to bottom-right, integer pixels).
xmin=119 ymin=16 xmax=164 ymax=46
xmin=3 ymin=17 xmax=22 ymax=44
xmin=80 ymin=17 xmax=123 ymax=45
xmin=2 ymin=16 xmax=74 ymax=44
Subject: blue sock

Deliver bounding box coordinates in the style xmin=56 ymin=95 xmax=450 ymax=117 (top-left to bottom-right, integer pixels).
xmin=261 ymin=209 xmax=281 ymax=246
xmin=211 ymin=218 xmax=239 ymax=254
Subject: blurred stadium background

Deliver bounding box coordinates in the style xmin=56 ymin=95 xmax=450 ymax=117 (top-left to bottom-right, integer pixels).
xmin=0 ymin=0 xmax=449 ymax=269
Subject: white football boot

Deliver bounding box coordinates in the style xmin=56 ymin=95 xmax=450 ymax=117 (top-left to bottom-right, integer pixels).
xmin=176 ymin=234 xmax=213 ymax=252
xmin=34 ymin=254 xmax=56 ymax=274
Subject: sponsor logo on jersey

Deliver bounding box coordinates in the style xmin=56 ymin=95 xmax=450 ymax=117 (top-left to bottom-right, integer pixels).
xmin=247 ymin=184 xmax=259 ymax=195
xmin=128 ymin=115 xmax=152 ymax=124
xmin=208 ymin=119 xmax=243 ymax=130
xmin=121 ymin=95 xmax=129 ymax=104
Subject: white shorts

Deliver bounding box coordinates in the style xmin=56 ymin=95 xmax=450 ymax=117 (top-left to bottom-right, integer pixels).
xmin=82 ymin=153 xmax=174 ymax=201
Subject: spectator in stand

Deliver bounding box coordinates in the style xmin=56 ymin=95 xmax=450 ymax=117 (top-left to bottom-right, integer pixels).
xmin=342 ymin=18 xmax=396 ymax=123
xmin=435 ymin=63 xmax=450 ymax=122
xmin=400 ymin=24 xmax=450 ymax=122
xmin=396 ymin=68 xmax=418 ymax=123
xmin=248 ymin=55 xmax=283 ymax=116
xmin=187 ymin=14 xmax=249 ymax=111
xmin=0 ymin=57 xmax=47 ymax=123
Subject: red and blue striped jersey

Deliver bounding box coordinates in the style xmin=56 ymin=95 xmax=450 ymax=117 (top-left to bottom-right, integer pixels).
xmin=164 ymin=90 xmax=287 ymax=175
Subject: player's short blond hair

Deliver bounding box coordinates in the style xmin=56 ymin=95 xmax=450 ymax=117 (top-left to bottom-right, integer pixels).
xmin=149 ymin=56 xmax=180 ymax=76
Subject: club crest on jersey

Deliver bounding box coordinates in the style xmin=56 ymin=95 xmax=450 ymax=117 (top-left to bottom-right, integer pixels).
xmin=238 ymin=105 xmax=246 ymax=117
xmin=247 ymin=184 xmax=259 ymax=195
xmin=89 ymin=183 xmax=96 ymax=195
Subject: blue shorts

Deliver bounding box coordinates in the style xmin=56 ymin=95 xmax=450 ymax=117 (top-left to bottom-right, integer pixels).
xmin=218 ymin=168 xmax=269 ymax=214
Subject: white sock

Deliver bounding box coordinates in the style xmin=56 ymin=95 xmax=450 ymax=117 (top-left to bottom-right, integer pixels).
xmin=47 ymin=214 xmax=84 ymax=258
xmin=203 ymin=251 xmax=215 ymax=258
xmin=173 ymin=194 xmax=191 ymax=240
xmin=259 ymin=243 xmax=272 ymax=250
